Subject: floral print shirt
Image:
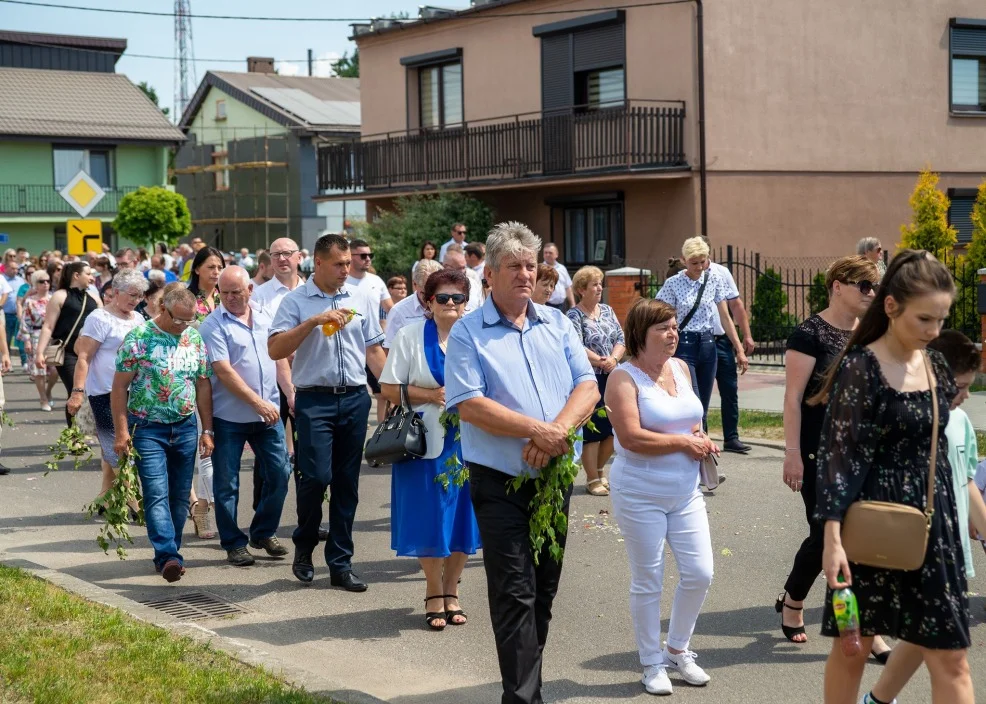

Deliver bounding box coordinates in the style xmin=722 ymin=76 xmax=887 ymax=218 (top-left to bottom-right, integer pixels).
xmin=115 ymin=320 xmax=211 ymax=423
xmin=193 ymin=289 xmax=220 ymax=325
xmin=566 ymin=304 xmax=625 ymax=374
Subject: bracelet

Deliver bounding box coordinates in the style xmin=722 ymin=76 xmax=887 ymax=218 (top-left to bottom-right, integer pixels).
xmin=201 ymin=429 xmax=215 ymax=437
xmin=785 ymin=448 xmax=800 ymax=453
xmin=71 ymin=388 xmax=85 ymax=394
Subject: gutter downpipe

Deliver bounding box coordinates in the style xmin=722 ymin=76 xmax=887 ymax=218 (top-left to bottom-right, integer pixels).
xmin=691 ymin=0 xmax=708 ymax=238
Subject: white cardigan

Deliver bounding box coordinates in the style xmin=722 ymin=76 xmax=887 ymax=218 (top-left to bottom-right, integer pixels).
xmin=378 ymin=320 xmax=447 ymax=460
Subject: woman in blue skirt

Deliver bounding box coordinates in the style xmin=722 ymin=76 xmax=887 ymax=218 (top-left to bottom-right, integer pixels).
xmin=379 ymin=268 xmax=481 ymax=631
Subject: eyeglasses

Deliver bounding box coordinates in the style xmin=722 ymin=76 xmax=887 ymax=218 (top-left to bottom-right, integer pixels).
xmin=433 ymin=293 xmax=467 ymax=305
xmin=270 ymin=250 xmax=298 ymax=259
xmin=356 ymin=253 xmax=373 ymax=260
xmin=845 ymin=280 xmax=875 ymax=295
xmin=166 ymin=309 xmax=196 ymax=326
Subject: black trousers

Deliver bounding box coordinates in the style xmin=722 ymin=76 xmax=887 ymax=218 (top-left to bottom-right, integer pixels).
xmin=714 ymin=335 xmax=740 ymax=442
xmin=253 ymin=383 xmax=295 ymax=512
xmin=469 ymin=463 xmax=571 ymax=704
xmin=783 ymin=454 xmax=823 ymax=601
xmin=55 ymin=351 xmax=78 ymax=428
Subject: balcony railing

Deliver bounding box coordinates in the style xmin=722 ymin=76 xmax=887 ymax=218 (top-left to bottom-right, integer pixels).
xmin=0 ymin=185 xmax=141 ymax=215
xmin=318 ymin=99 xmax=687 ymax=193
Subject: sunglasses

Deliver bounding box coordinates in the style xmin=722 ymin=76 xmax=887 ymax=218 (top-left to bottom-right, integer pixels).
xmin=356 ymin=253 xmax=373 ymax=260
xmin=433 ymin=293 xmax=466 ymax=305
xmin=845 ymin=280 xmax=875 ymax=295
xmin=37 ymin=279 xmax=50 ymax=284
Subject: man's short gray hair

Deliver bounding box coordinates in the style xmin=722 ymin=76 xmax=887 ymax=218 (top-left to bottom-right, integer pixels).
xmin=413 ymin=259 xmax=443 ymax=288
xmin=147 ymin=269 xmax=166 ymax=286
xmin=486 ymin=222 xmax=542 ymax=271
xmin=112 ymin=268 xmax=150 ymax=294
xmin=856 ymin=237 xmax=881 ymax=255
xmin=162 ymin=285 xmax=196 ymax=311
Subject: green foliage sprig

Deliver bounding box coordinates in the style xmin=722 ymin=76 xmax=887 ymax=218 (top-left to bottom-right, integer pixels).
xmin=44 ymin=420 xmax=92 ymax=474
xmin=434 ymin=410 xmax=468 ymax=490
xmin=85 ymin=442 xmax=144 ymax=559
xmin=0 ymin=408 xmax=13 ymax=428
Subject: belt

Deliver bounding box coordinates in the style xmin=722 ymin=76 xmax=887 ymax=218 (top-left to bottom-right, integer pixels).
xmin=296 ymin=385 xmax=365 ymax=395
xmin=679 ymin=330 xmax=713 ymax=340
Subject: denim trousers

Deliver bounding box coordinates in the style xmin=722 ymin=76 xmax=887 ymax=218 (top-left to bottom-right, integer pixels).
xmin=675 ymin=330 xmax=718 ymax=427
xmin=5 ymin=313 xmax=25 ymax=364
xmin=212 ymin=417 xmax=291 ymax=551
xmin=714 ymin=335 xmax=740 ymax=441
xmin=130 ymin=414 xmax=197 ymax=569
xmin=293 ymin=387 xmax=371 ymax=574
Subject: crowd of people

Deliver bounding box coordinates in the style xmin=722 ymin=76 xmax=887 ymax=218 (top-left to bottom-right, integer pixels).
xmin=0 ymin=225 xmax=981 ymax=704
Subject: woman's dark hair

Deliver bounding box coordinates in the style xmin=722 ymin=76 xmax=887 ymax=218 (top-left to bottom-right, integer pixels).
xmin=665 ymin=257 xmax=685 ymax=278
xmin=58 ymin=261 xmax=88 ymax=292
xmin=187 ymin=246 xmax=225 ymax=294
xmin=420 ymin=240 xmax=438 ymax=260
xmin=928 ymin=330 xmax=981 ymax=376
xmin=46 ymin=259 xmax=62 ymax=287
xmin=423 ymin=269 xmax=469 ymax=305
xmin=809 ymin=249 xmax=955 ymax=405
xmin=144 ymin=280 xmax=163 ymax=300
xmin=387 ymin=275 xmax=407 ymax=289
xmin=156 ymin=242 xmax=169 ymax=256
xmin=824 ymin=255 xmax=879 ymax=295
xmin=624 ymin=299 xmax=676 ymax=358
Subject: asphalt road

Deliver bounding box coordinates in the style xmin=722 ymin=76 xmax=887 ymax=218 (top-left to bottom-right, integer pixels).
xmin=1 ymin=370 xmax=985 ymax=703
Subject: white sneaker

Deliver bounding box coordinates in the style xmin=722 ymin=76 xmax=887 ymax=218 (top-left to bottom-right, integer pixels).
xmin=662 ymin=648 xmax=710 ymax=686
xmin=641 ymin=664 xmax=672 ymax=695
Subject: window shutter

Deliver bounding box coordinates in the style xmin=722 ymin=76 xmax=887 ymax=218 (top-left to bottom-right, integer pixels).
xmin=541 ymin=34 xmax=573 ymax=111
xmin=952 ymin=27 xmax=986 ymax=57
xmin=573 ymin=23 xmax=625 ymax=72
xmin=949 ymin=196 xmax=976 ymax=244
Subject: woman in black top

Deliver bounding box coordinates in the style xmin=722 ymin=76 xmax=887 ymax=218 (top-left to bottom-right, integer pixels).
xmin=776 ymin=256 xmax=878 ymax=643
xmin=34 ymin=261 xmax=101 ymax=426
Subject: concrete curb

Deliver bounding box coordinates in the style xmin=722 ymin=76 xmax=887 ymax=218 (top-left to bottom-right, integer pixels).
xmin=708 ymin=434 xmax=786 ymax=452
xmin=0 ymin=553 xmax=385 ymax=704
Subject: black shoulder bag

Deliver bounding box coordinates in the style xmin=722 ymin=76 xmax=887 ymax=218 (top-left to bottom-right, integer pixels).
xmin=678 ymin=271 xmax=709 ymax=331
xmin=364 ymin=384 xmax=428 ymax=467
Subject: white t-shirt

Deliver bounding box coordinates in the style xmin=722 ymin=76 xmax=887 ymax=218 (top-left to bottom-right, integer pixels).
xmin=346 ymin=272 xmax=391 ymax=306
xmin=253 ymin=276 xmax=302 ymax=315
xmin=439 ymin=237 xmax=467 ymax=263
xmin=384 ymin=292 xmax=428 ymax=349
xmin=548 ymin=261 xmax=572 ymax=305
xmin=78 ymin=308 xmax=145 ymax=395
xmin=709 ymin=262 xmax=741 ymax=336
xmin=0 ymin=276 xmax=11 ymax=299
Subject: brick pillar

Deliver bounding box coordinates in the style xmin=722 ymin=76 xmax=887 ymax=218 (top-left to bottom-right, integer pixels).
xmin=605 ymin=267 xmax=650 ymax=327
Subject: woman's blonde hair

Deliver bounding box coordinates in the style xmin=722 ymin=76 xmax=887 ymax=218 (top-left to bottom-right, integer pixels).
xmin=571 ymin=266 xmax=604 ymax=299
xmin=681 ymin=236 xmax=710 ymax=261
xmin=825 ymin=255 xmax=879 ymax=294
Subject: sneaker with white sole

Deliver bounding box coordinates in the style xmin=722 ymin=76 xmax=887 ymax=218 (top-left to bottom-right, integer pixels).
xmin=662 ymin=648 xmax=710 ymax=686
xmin=859 ymin=695 xmax=897 ymax=704
xmin=641 ymin=664 xmax=672 ymax=695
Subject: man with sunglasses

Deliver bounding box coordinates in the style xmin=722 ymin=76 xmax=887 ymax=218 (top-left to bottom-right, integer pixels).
xmin=346 ymin=239 xmax=393 ymax=424
xmin=439 ymin=223 xmax=468 ymax=263
xmin=111 ymin=285 xmax=214 ymax=582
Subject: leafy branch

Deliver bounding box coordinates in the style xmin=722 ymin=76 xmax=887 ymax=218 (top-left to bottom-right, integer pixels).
xmin=0 ymin=408 xmax=13 ymax=428
xmin=44 ymin=420 xmax=92 ymax=474
xmin=85 ymin=442 xmax=144 ymax=559
xmin=434 ymin=411 xmax=468 ymax=490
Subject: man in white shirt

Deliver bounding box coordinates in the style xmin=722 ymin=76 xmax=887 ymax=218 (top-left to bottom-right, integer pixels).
xmin=384 ymin=259 xmax=442 ymax=350
xmin=439 ymin=223 xmax=468 ymax=263
xmin=442 ymin=246 xmax=483 ymax=312
xmin=239 ymin=248 xmax=255 ymax=269
xmin=542 ymin=243 xmax=574 ymax=310
xmin=465 ymin=242 xmax=486 ymax=278
xmin=346 ymin=239 xmax=393 ymax=423
xmin=251 ymin=251 xmax=273 ymax=288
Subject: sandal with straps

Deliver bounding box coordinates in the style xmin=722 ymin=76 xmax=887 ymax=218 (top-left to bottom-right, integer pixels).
xmin=586 ymin=478 xmax=609 ymax=496
xmin=443 ymin=594 xmax=467 ymax=626
xmin=775 ymin=592 xmax=807 ymax=643
xmin=424 ymin=595 xmax=447 ymax=631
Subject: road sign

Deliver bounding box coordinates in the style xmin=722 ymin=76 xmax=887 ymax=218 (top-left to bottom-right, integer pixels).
xmin=67 ymin=220 xmax=103 ymax=256
xmin=0 ymin=234 xmax=7 ymax=244
xmin=59 ymin=171 xmax=106 ymax=218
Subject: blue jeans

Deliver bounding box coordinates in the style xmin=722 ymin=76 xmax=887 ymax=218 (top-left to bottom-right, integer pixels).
xmin=714 ymin=335 xmax=739 ymax=442
xmin=212 ymin=417 xmax=290 ymax=551
xmin=675 ymin=331 xmax=718 ymax=429
xmin=130 ymin=414 xmax=197 ymax=570
xmin=293 ymin=387 xmax=371 ymax=574
xmin=5 ymin=313 xmax=25 ymax=365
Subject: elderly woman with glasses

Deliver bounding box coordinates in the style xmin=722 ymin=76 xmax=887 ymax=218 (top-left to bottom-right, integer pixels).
xmin=856 ymin=237 xmax=886 ymax=279
xmin=67 ymin=269 xmax=148 ymax=507
xmin=19 ymin=270 xmax=59 ymax=410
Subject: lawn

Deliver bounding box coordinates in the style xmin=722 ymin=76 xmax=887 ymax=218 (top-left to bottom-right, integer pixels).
xmin=0 ymin=565 xmax=335 ymax=704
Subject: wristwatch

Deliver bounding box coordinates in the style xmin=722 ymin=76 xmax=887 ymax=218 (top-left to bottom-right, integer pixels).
xmin=71 ymin=387 xmax=85 ymax=394
xmin=201 ymin=429 xmax=215 ymax=437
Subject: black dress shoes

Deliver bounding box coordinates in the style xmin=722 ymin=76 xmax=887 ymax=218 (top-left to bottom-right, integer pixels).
xmin=330 ymin=571 xmax=368 ymax=592
xmin=292 ymin=551 xmax=315 ymax=583
xmin=0 ymin=462 xmax=10 ymax=476
xmin=723 ymin=439 xmax=751 ymax=454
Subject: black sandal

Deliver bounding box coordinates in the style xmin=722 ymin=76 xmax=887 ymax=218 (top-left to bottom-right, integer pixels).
xmin=775 ymin=592 xmax=807 ymax=643
xmin=424 ymin=595 xmax=447 ymax=631
xmin=443 ymin=593 xmax=467 ymax=626
xmin=871 ymin=646 xmax=891 ymax=665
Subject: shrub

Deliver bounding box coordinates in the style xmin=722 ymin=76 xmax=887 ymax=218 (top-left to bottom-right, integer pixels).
xmin=750 ymin=267 xmax=798 ymax=340
xmin=899 ymin=169 xmax=957 ymax=255
xmin=808 ymin=271 xmax=828 ymax=315
xmin=112 ymin=187 xmax=191 ymax=251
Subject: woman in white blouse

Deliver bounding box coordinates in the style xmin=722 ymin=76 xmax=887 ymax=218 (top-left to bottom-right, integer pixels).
xmin=379 ymin=268 xmax=481 ymax=631
xmin=606 ymin=298 xmax=719 ymax=696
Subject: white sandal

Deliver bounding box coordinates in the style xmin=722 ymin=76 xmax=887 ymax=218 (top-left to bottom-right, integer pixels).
xmin=586 ymin=478 xmax=609 ymax=496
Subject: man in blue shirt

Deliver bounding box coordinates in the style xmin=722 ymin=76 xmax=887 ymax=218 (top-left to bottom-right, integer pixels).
xmin=269 ymin=234 xmax=386 ymax=592
xmin=200 ymin=266 xmax=291 ymax=568
xmin=445 ymin=222 xmax=598 ymax=704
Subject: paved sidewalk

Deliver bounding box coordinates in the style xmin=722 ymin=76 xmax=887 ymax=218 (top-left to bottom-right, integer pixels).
xmin=1 ymin=370 xmax=985 ymax=702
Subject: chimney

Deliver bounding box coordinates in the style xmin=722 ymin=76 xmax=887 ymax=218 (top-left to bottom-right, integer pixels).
xmin=247 ymin=57 xmax=275 ymax=73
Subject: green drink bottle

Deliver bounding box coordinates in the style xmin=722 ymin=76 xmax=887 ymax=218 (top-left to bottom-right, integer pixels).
xmin=832 ymin=575 xmax=861 ymax=657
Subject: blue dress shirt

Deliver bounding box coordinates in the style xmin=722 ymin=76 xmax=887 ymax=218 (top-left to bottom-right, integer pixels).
xmin=268 ymin=278 xmax=384 ymax=388
xmin=199 ymin=301 xmax=279 ymax=424
xmin=445 ymin=296 xmax=596 ymax=477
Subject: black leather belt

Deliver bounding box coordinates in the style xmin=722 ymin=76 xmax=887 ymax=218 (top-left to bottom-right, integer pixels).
xmin=296 ymin=385 xmax=364 ymax=395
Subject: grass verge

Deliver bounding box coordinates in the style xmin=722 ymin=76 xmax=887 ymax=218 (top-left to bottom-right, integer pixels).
xmin=0 ymin=564 xmax=335 ymax=704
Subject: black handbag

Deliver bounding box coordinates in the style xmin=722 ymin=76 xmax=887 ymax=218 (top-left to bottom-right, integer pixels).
xmin=364 ymin=384 xmax=427 ymax=467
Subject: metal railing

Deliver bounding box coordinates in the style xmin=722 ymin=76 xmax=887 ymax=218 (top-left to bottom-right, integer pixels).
xmin=318 ymin=99 xmax=687 ymax=192
xmin=0 ymin=185 xmax=140 ymax=215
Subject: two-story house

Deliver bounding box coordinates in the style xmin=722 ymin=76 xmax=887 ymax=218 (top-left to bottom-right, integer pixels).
xmin=177 ymin=60 xmax=366 ymax=252
xmin=317 ymin=0 xmax=986 ymax=269
xmin=0 ymin=30 xmax=184 ymax=254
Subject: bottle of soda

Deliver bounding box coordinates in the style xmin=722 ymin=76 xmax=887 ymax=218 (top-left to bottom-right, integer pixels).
xmin=832 ymin=575 xmax=861 ymax=657
xmin=322 ymin=309 xmax=356 ymax=337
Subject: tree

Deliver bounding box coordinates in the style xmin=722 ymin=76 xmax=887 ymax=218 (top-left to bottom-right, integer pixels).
xmin=808 ymin=271 xmax=829 ymax=315
xmin=113 ymin=187 xmax=191 ymax=251
xmin=331 ymin=49 xmax=359 ymax=78
xmin=750 ymin=267 xmax=798 ymax=341
xmin=358 ymin=191 xmax=495 ymax=277
xmin=963 ymin=181 xmax=986 ymax=273
xmin=899 ymin=168 xmax=957 ymax=255
xmin=136 ymin=81 xmax=170 ymax=118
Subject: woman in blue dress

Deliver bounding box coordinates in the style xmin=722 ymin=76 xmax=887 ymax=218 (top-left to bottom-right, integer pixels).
xmin=379 ymin=268 xmax=481 ymax=631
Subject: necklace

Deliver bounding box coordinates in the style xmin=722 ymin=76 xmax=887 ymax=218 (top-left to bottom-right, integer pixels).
xmin=580 ymin=303 xmax=600 ymax=320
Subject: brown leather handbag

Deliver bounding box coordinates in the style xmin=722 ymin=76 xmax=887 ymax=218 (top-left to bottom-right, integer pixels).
xmin=840 ymin=351 xmax=938 ymax=572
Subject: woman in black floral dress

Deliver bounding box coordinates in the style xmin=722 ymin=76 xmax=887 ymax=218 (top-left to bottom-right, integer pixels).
xmin=812 ymin=250 xmax=973 ymax=704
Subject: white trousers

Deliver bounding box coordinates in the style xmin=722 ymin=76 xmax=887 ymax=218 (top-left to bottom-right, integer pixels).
xmin=610 ymin=487 xmax=714 ymax=666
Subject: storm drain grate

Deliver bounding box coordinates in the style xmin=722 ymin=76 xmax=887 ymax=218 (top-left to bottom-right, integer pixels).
xmin=140 ymin=592 xmax=247 ymax=621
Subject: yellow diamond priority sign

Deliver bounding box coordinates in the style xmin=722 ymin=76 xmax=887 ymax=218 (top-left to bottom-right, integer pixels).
xmin=59 ymin=170 xmax=106 ymax=218
xmin=67 ymin=220 xmax=103 ymax=256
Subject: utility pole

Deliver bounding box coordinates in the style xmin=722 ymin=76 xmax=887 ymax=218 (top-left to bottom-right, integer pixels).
xmin=174 ymin=0 xmax=197 ymax=118
xmin=308 ymin=49 xmax=314 ymax=77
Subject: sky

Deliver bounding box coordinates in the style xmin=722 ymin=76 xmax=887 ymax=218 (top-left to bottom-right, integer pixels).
xmin=2 ymin=0 xmax=461 ymax=117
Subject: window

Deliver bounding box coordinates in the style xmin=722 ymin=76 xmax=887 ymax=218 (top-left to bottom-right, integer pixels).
xmin=950 ymin=20 xmax=986 ymax=112
xmin=576 ymin=67 xmax=625 ymax=110
xmin=561 ymin=201 xmax=624 ymax=266
xmin=212 ymin=151 xmax=229 ymax=191
xmin=419 ymin=62 xmax=462 ymax=129
xmin=53 ymin=146 xmax=114 ymax=189
xmin=948 ymin=189 xmax=977 ymax=244
xmin=215 ymin=100 xmax=227 ymax=120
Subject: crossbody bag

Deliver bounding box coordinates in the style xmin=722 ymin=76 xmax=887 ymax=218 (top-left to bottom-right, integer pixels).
xmin=678 ymin=272 xmax=709 ymax=332
xmin=44 ymin=297 xmax=88 ymax=367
